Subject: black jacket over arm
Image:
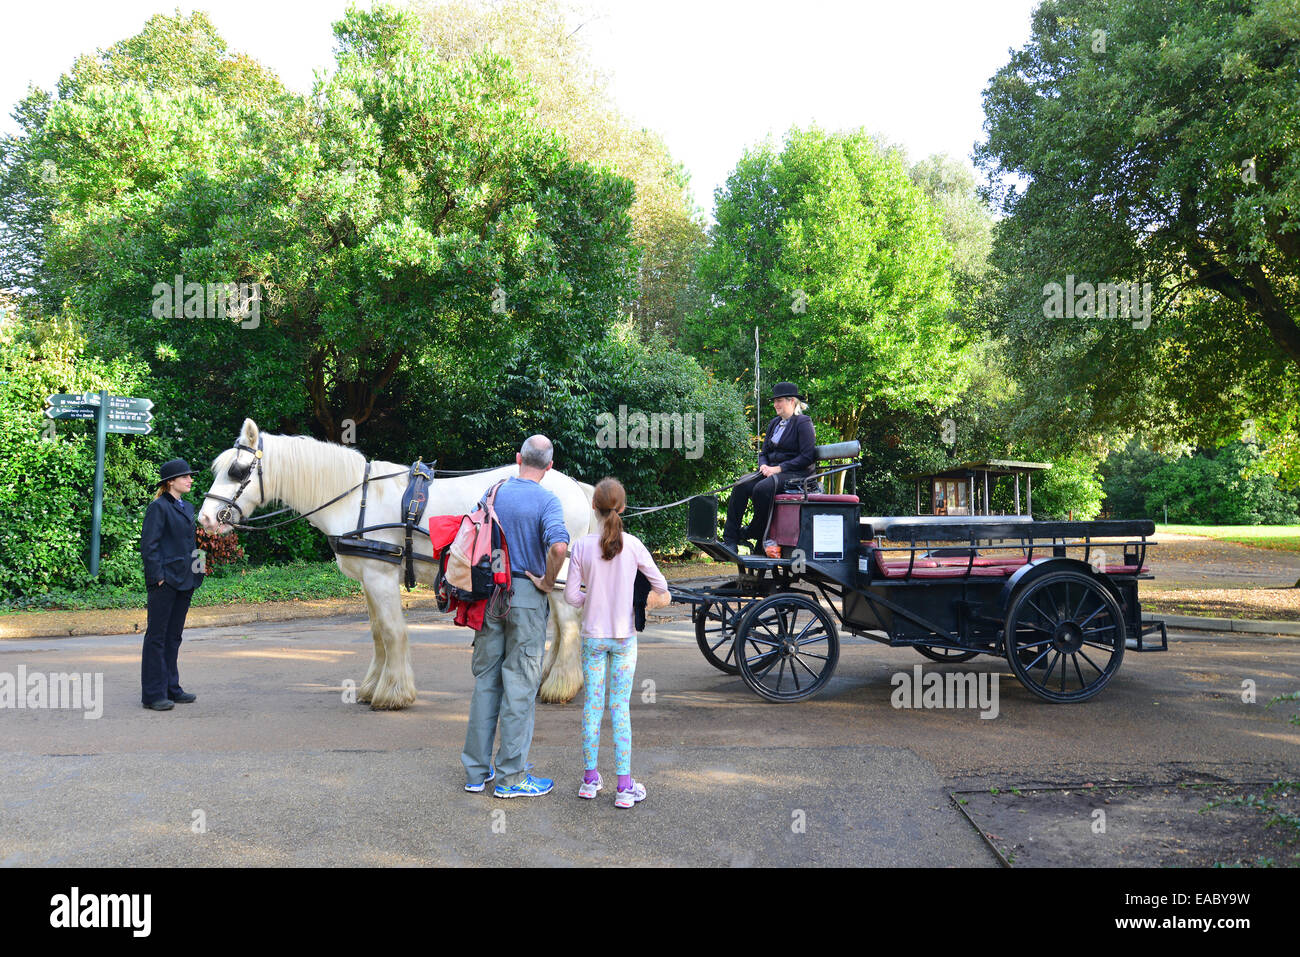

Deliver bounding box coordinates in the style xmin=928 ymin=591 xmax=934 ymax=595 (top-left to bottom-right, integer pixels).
xmin=758 ymin=414 xmax=816 ymax=473
xmin=141 ymin=495 xmax=205 ymax=591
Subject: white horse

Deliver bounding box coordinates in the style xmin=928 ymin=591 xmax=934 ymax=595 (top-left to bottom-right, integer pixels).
xmin=196 ymin=418 xmax=595 ymax=709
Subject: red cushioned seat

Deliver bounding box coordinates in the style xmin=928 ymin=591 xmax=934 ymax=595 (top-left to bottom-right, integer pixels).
xmin=913 ymin=565 xmax=1011 ymax=578
xmin=773 ymin=493 xmax=861 ymax=503
xmin=931 ymin=556 xmax=1029 ymax=567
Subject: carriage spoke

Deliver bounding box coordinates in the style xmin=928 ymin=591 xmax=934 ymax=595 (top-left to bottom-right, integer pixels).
xmin=1017 ymin=637 xmax=1055 ymax=650
xmin=1077 ymin=648 xmax=1106 ymax=675
xmin=795 ymin=626 xmax=828 ymax=646
xmin=1073 ymin=584 xmax=1092 ymax=620
xmin=792 ymin=654 xmax=821 ymax=679
xmin=1025 ymin=645 xmax=1053 ymax=669
xmin=1082 ymin=624 xmax=1117 ymax=636
xmin=1026 ymin=598 xmax=1057 ymax=626
xmin=774 ymin=658 xmax=787 ymax=693
xmin=1045 ymin=584 xmax=1064 ymax=621
xmin=749 ymin=651 xmax=781 ymax=677
xmin=1042 ymin=650 xmax=1062 ymax=686
xmin=789 ymin=657 xmax=802 ymax=691
xmin=1078 ymin=602 xmax=1108 ymax=629
xmin=1082 ymin=639 xmax=1117 ymax=653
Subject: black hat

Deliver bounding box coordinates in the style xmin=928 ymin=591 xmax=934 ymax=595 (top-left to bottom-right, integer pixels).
xmin=772 ymin=381 xmax=805 ymax=401
xmin=158 ymin=458 xmax=194 ymax=486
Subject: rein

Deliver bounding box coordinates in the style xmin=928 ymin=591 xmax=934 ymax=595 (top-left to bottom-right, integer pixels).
xmin=203 ymin=438 xmax=498 ymax=534
xmin=621 ymin=461 xmax=855 ymax=519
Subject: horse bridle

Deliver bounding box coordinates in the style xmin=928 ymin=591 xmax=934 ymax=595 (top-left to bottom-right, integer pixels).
xmin=200 ymin=435 xmax=504 ymax=533
xmin=204 ymin=435 xmax=265 ymax=528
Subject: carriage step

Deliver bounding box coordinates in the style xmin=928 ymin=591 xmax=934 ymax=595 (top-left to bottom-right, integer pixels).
xmin=1128 ymin=619 xmax=1168 ymax=651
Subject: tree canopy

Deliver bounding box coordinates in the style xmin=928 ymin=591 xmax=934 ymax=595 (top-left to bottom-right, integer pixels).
xmin=683 ymin=127 xmax=970 ymax=444
xmin=976 ymin=0 xmax=1300 ymax=461
xmin=3 ymin=4 xmax=637 ymax=446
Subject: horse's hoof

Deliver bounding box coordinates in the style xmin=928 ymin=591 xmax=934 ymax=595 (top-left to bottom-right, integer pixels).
xmin=538 ymin=676 xmax=579 ymax=705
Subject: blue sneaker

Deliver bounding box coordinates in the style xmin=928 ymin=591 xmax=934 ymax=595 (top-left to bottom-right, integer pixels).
xmin=464 ymin=764 xmax=496 ymax=793
xmin=493 ymin=773 xmax=554 ymax=798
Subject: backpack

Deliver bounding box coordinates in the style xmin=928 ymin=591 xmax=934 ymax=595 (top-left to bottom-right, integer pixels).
xmin=440 ymin=479 xmax=511 ymax=612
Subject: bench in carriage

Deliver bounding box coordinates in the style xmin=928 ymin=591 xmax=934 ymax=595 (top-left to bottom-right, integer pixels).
xmin=672 ymin=442 xmax=1169 ymax=703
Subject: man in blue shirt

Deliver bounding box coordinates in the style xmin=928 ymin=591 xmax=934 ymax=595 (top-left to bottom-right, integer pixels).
xmin=462 ymin=435 xmax=570 ymax=797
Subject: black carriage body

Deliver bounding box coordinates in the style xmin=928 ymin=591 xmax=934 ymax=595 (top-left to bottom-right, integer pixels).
xmin=680 ymin=470 xmax=1168 ymax=703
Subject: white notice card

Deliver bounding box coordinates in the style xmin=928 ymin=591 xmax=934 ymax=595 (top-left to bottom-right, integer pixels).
xmin=812 ymin=514 xmax=843 ymax=561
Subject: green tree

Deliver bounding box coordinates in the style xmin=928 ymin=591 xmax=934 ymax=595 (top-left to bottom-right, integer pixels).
xmin=1141 ymin=442 xmax=1300 ymax=524
xmin=685 ymin=127 xmax=969 ymax=444
xmin=976 ymin=0 xmax=1300 ymax=458
xmin=5 ymin=4 xmax=637 ymax=455
xmin=413 ymin=0 xmax=708 ymax=340
xmin=0 ymin=305 xmax=163 ymax=597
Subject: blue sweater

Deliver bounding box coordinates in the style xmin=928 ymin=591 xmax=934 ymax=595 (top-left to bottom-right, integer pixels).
xmin=480 ymin=476 xmax=570 ymax=576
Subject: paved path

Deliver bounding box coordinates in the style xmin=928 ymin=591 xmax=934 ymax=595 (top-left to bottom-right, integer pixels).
xmin=1 ymin=609 xmax=1296 ymax=866
xmin=1146 ymin=532 xmax=1300 ymax=587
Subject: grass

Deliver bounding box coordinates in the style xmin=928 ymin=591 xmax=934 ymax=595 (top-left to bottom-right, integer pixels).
xmin=1158 ymin=525 xmax=1300 ymax=552
xmin=0 ymin=560 xmax=387 ymax=613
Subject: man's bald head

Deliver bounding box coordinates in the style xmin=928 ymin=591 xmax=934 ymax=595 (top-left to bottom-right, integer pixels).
xmin=519 ymin=435 xmax=554 ymax=470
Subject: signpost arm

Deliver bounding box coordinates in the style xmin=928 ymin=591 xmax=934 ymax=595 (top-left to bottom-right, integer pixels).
xmin=90 ymin=389 xmax=107 ymax=576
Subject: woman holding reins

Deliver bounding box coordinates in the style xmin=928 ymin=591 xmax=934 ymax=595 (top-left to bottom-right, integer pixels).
xmin=722 ymin=381 xmax=817 ymax=553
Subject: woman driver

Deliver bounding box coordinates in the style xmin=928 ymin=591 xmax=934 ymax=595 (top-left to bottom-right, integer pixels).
xmin=722 ymin=381 xmax=816 ymax=552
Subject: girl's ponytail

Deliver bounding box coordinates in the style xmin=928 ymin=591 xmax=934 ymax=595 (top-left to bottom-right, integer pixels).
xmin=592 ymin=477 xmax=627 ymax=561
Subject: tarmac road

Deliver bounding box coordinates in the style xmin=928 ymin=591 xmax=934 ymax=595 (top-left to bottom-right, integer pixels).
xmin=1 ymin=608 xmax=1297 ymax=867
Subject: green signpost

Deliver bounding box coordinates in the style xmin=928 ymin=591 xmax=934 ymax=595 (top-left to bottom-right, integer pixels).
xmin=44 ymin=390 xmax=154 ymax=576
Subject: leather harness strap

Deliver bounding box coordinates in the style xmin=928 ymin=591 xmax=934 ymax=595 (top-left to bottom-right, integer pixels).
xmin=357 ymin=461 xmax=371 ymax=532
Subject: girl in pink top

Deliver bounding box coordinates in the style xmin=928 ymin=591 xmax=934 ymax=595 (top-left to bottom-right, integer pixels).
xmin=564 ymin=477 xmax=668 ymax=808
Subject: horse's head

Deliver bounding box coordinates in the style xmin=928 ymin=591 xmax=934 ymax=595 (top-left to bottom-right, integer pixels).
xmin=198 ymin=417 xmax=268 ymax=534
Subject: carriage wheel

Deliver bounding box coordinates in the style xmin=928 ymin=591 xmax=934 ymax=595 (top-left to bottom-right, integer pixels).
xmin=694 ymin=598 xmax=748 ymax=675
xmin=1004 ymin=570 xmax=1125 ymax=703
xmin=915 ymin=644 xmax=980 ymax=663
xmin=735 ymin=593 xmax=839 ymax=702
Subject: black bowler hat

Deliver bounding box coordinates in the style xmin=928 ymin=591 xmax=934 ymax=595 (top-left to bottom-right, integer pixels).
xmin=158 ymin=458 xmax=194 ymax=486
xmin=772 ymin=381 xmax=805 ymax=401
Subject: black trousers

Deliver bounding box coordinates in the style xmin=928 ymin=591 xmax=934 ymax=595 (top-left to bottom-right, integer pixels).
xmin=723 ymin=471 xmax=810 ymax=543
xmin=142 ymin=582 xmax=194 ymax=704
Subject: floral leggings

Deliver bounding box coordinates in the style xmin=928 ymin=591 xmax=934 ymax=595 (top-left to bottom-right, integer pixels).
xmin=581 ymin=636 xmax=638 ymax=775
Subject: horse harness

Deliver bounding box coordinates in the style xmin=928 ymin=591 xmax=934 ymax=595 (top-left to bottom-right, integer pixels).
xmin=327 ymin=458 xmax=439 ymax=589
xmin=205 ymin=437 xmax=443 ymax=590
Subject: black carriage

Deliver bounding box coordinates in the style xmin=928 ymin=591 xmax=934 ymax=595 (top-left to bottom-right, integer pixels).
xmin=674 ymin=442 xmax=1169 ymax=703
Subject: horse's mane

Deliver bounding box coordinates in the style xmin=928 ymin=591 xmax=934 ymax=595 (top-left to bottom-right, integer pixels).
xmin=212 ymin=432 xmax=368 ymax=509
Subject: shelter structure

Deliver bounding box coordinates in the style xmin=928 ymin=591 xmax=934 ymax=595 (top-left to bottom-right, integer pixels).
xmin=900 ymin=460 xmax=1051 ymax=517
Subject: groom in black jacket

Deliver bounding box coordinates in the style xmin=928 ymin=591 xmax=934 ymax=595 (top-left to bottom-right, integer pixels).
xmin=723 ymin=381 xmax=817 ymax=551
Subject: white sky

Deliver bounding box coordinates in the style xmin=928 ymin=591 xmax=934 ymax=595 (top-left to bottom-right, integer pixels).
xmin=0 ymin=0 xmax=1042 ymax=219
